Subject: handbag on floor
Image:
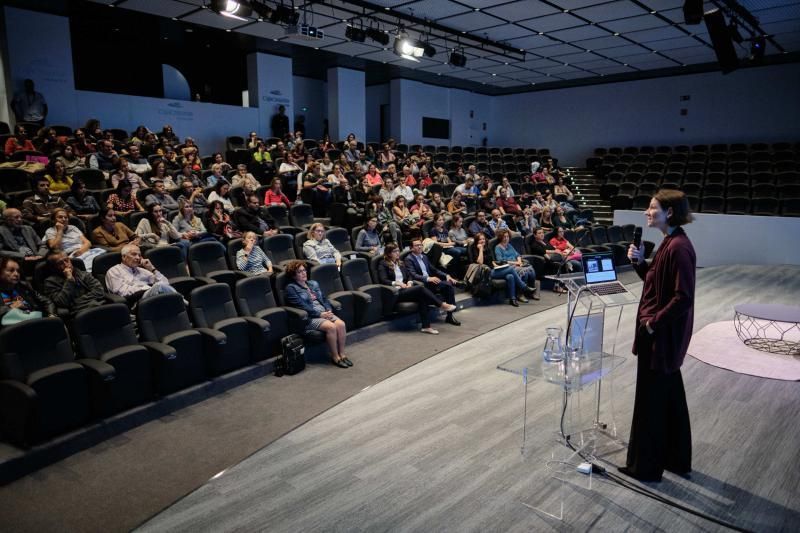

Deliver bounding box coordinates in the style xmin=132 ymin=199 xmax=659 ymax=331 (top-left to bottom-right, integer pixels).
xmin=275 ymin=334 xmax=306 ymax=376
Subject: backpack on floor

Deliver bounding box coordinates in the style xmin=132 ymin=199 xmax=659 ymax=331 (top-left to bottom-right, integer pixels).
xmin=464 ymin=263 xmax=492 ymax=299
xmin=275 ymin=334 xmax=306 ymax=376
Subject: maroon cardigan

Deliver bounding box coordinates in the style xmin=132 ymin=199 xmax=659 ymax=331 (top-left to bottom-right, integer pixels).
xmin=632 ymin=226 xmax=696 ymax=373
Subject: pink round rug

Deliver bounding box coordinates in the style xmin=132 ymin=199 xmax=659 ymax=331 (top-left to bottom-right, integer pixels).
xmin=687 ymin=321 xmax=800 ymax=381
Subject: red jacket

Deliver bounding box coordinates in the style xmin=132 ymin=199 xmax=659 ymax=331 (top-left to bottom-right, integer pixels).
xmin=264 ymin=189 xmax=291 ymax=206
xmin=633 ymin=227 xmax=696 ymax=373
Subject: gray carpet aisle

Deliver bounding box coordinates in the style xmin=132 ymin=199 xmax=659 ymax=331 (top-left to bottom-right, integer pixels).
xmin=0 ymin=280 xmax=576 ymax=533
xmin=137 ymin=265 xmax=800 ymax=533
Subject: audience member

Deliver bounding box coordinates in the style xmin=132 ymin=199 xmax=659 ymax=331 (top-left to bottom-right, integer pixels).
xmin=110 ymin=158 xmax=145 ymax=192
xmin=105 ymin=244 xmax=179 ymax=305
xmin=377 ymin=243 xmax=457 ymax=335
xmin=171 ymin=199 xmax=211 ymax=242
xmin=540 ymin=206 xmax=555 ymax=231
xmin=206 ymin=200 xmax=241 ymax=241
xmin=404 ymin=238 xmax=460 ymax=326
xmin=22 ymin=176 xmax=72 ymax=224
xmin=447 ymin=191 xmax=468 ymax=218
xmin=264 ymin=177 xmax=291 ymax=208
xmin=177 ymin=179 xmax=207 ymax=216
xmin=494 ymin=228 xmax=539 ymax=300
xmin=448 ymin=214 xmax=471 ymax=251
xmin=0 ymin=257 xmax=55 ymax=327
xmin=501 ymin=176 xmax=515 ymax=198
xmin=489 ymin=209 xmax=510 ymax=234
xmin=378 ymin=143 xmax=396 ymax=169
xmin=469 ymin=232 xmax=528 ymax=307
xmin=91 ymin=207 xmax=140 ymax=252
xmin=44 ymin=159 xmax=73 ymax=193
xmin=468 ymin=210 xmax=494 ymax=238
xmin=410 ymin=194 xmax=433 ymax=221
xmin=107 ymin=179 xmax=144 ymax=217
xmin=159 ymin=124 xmax=179 ymax=145
xmin=124 ymin=143 xmax=151 ymax=176
xmin=11 ymin=79 xmax=48 ymax=125
xmin=303 ymin=223 xmax=341 ymax=267
xmin=232 ymin=164 xmax=259 ymax=195
xmin=0 ymin=208 xmax=48 ymax=263
xmin=135 ymin=204 xmax=191 ymax=259
xmin=65 ymin=179 xmax=101 ymax=222
xmin=43 ymin=209 xmax=105 ymax=271
xmin=207 ymin=180 xmax=234 ymax=213
xmin=233 ymin=194 xmax=278 ymax=239
xmin=496 ymin=187 xmax=521 ymax=215
xmin=391 ymin=179 xmax=414 ymax=204
xmin=365 ymin=163 xmax=383 ymax=187
xmin=270 ymin=105 xmax=290 ymax=139
xmin=57 ymin=145 xmax=85 ymax=176
xmin=3 ymin=124 xmax=35 ymax=156
xmin=149 ymin=160 xmax=178 ymax=191
xmin=236 ymin=231 xmax=273 ymax=276
xmin=355 ymin=216 xmax=384 ymax=257
xmin=284 ymin=260 xmax=351 ymax=368
xmin=70 ymin=128 xmax=95 ymax=159
xmin=549 ymin=226 xmax=582 ymax=271
xmin=379 ymin=177 xmax=394 ymax=203
xmin=145 ymin=179 xmax=179 ymax=210
xmin=368 ymin=196 xmax=402 ymax=246
xmin=89 ymin=139 xmax=119 ymax=171
xmin=42 ymin=250 xmax=106 ymax=315
xmin=392 ymin=196 xmax=421 ymax=240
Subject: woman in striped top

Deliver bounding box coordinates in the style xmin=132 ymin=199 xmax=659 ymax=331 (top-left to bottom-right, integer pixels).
xmin=236 ymin=231 xmax=273 ymax=275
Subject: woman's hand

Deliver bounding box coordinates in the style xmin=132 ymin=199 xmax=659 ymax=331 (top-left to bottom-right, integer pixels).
xmin=628 ymin=243 xmax=645 ymax=263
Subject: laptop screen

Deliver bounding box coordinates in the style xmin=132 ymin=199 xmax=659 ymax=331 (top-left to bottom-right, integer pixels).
xmin=582 ymin=252 xmax=618 ymax=284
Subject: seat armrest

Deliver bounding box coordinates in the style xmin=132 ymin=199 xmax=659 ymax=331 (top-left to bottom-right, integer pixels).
xmin=378 ymin=284 xmax=400 ymax=315
xmin=0 ymin=380 xmax=36 ymax=447
xmin=77 ymin=358 xmax=117 ymax=418
xmin=327 ymin=297 xmax=343 ymax=312
xmin=104 ymin=293 xmax=127 ymax=305
xmin=351 ymin=290 xmax=372 ymax=305
xmin=141 ymin=341 xmax=178 ymax=361
xmin=241 ymin=316 xmax=270 ymax=334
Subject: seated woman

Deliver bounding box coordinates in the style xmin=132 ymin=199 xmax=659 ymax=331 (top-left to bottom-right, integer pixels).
xmin=251 ymin=141 xmax=273 ymax=175
xmin=136 ymin=203 xmax=191 ymax=259
xmin=302 ymin=223 xmax=341 ymax=267
xmin=501 ymin=176 xmax=515 ymax=198
xmin=207 ymin=180 xmax=235 ymax=213
xmin=91 ymin=207 xmax=140 ymax=252
xmin=392 ymin=196 xmax=421 ymax=241
xmin=428 ymin=192 xmax=447 ymax=217
xmin=355 ymin=216 xmax=384 ymax=257
xmin=377 ymin=243 xmax=456 ymax=335
xmin=553 ymin=205 xmax=578 ymax=230
xmin=469 ymin=232 xmax=533 ymax=307
xmin=528 ymin=227 xmax=567 ymax=293
xmin=56 ymin=144 xmax=85 ymax=176
xmin=211 ymin=153 xmax=232 ymax=174
xmin=149 ymin=160 xmax=178 ymax=191
xmin=107 ymin=178 xmax=144 ymax=217
xmin=554 ymin=176 xmax=577 ymax=207
xmin=302 ymin=161 xmax=332 ymax=213
xmin=539 ymin=206 xmax=555 ymax=231
xmin=45 ymin=159 xmax=73 ymax=193
xmin=0 ymin=257 xmax=56 ymax=327
xmin=448 ymin=214 xmax=472 ymax=250
xmin=204 ymin=199 xmax=241 ymax=241
xmin=232 ymin=164 xmax=260 ymax=195
xmin=172 ymin=198 xmax=214 ymax=243
xmin=284 ymin=260 xmax=351 ymax=368
xmin=66 ymin=179 xmax=101 ymax=223
xmin=44 ymin=209 xmax=105 ymax=272
xmin=447 ymin=191 xmax=468 ymax=218
xmin=410 ymin=194 xmax=433 ymax=222
xmin=494 ymin=228 xmax=539 ymax=300
xmin=278 ymin=152 xmax=302 ymax=201
xmin=430 ymin=213 xmax=465 ymax=263
xmin=110 ymin=158 xmax=144 ymax=193
xmin=264 ymin=177 xmax=292 ymax=208
xmin=365 ymin=163 xmax=384 ymax=187
xmin=206 ymin=163 xmax=228 ymax=188
xmin=236 ymin=231 xmax=273 ymax=275
xmin=549 ymin=226 xmax=582 ymax=272
xmin=367 ymin=195 xmax=402 ymax=246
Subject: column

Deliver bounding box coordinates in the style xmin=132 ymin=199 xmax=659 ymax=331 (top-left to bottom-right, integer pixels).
xmin=247 ymin=52 xmax=294 ymax=138
xmin=327 ymin=67 xmax=365 ymax=143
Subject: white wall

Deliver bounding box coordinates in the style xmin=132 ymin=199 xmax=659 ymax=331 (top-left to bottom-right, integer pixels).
xmin=614 ymin=210 xmax=800 ymax=267
xmin=491 ymin=62 xmax=800 ymax=166
xmin=293 ymin=76 xmax=326 ymax=140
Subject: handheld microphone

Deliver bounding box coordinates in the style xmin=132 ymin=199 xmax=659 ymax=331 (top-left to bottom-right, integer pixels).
xmin=631 ymin=227 xmax=642 ymax=264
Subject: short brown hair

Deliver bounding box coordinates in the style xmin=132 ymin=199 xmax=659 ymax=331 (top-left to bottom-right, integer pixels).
xmin=653 ymin=189 xmax=693 ymax=226
xmin=284 ymin=260 xmax=307 ymax=279
xmin=495 ymin=228 xmax=510 ymax=241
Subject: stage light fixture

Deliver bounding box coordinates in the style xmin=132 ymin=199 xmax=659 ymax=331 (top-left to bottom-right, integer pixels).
xmin=211 ymin=0 xmax=252 ymax=21
xmin=270 ymin=5 xmax=299 ymax=25
xmin=251 ymin=2 xmax=273 ymax=21
xmin=682 ymin=0 xmax=703 ymax=25
xmin=366 ymin=27 xmax=390 ymax=46
xmin=393 ymin=34 xmax=426 ymax=62
xmin=750 ymin=35 xmax=766 ymax=60
xmin=423 ymin=43 xmax=436 ymax=58
xmin=345 ymin=25 xmax=366 ymax=42
xmin=449 ymin=49 xmax=467 ymax=67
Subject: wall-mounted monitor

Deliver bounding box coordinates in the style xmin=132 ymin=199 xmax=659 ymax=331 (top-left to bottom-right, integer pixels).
xmin=422 ymin=117 xmax=450 ymax=139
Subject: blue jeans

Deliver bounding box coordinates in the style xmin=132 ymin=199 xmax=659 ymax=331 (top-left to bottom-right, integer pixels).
xmin=491 ymin=266 xmax=526 ymax=299
xmin=172 ymin=239 xmax=191 ymax=261
xmin=443 ymin=246 xmax=466 ymax=260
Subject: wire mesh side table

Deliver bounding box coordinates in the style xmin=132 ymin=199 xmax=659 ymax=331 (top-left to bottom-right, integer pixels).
xmin=734 ymin=304 xmax=800 ymax=356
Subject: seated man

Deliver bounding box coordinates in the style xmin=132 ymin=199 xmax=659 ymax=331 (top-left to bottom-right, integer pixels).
xmin=489 ymin=209 xmax=511 ymax=234
xmin=42 ymin=250 xmax=106 ymax=316
xmin=177 ymin=179 xmax=208 ymax=216
xmin=468 ymin=210 xmax=494 ymax=238
xmin=105 ymin=244 xmax=178 ymax=305
xmin=455 ymin=177 xmax=479 ymax=213
xmin=232 ymin=194 xmax=279 ymax=239
xmin=404 ymin=238 xmax=461 ymax=327
xmin=88 ymin=139 xmax=119 ymax=172
xmin=145 ymin=179 xmax=179 ymax=211
xmin=0 ymin=208 xmax=49 ymax=267
xmin=123 ymin=143 xmax=151 ymax=176
xmin=21 ymin=176 xmax=72 ymax=224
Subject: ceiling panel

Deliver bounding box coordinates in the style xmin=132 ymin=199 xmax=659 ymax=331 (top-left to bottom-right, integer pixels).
xmin=626 ymin=24 xmax=687 ymax=42
xmin=752 ymin=5 xmax=800 ymax=24
xmin=555 ymin=51 xmax=601 ymax=64
xmin=237 ymin=22 xmax=291 ymax=40
xmin=478 ymin=63 xmax=527 ymax=75
xmin=181 ymin=8 xmax=245 ymax=30
xmin=437 ymin=11 xmax=506 ymax=31
xmin=505 ymin=34 xmax=555 ymax=50
xmin=456 ymin=0 xmax=515 ymax=8
xmin=556 ymin=70 xmax=596 ymax=79
xmin=600 ymin=43 xmax=653 ymax=57
xmin=547 ymin=24 xmax=610 ymax=42
xmin=394 ymin=0 xmax=469 ymax=20
xmin=635 ymin=0 xmax=686 ymax=10
xmin=592 ymin=64 xmax=638 ymax=75
xmin=518 ymin=13 xmax=585 ymax=33
xmin=492 ymin=79 xmax=528 ymax=87
xmin=322 ymin=41 xmax=383 ymax=56
xmin=644 ymin=35 xmax=705 ymax=51
xmin=478 ymin=23 xmax=533 ymax=41
xmin=573 ymin=1 xmax=650 ymax=22
xmin=572 ymin=35 xmax=628 ymax=50
xmin=484 ymin=1 xmax=560 ymax=21
xmin=122 ymin=0 xmax=196 ymax=18
xmin=527 ymin=43 xmax=585 ymax=57
xmin=548 ymin=0 xmax=612 ymax=9
xmin=573 ymin=58 xmax=624 ymax=69
xmin=761 ymin=18 xmax=800 ymax=35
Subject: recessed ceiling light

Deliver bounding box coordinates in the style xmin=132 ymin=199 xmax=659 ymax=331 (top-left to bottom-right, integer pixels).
xmin=538 ymin=32 xmax=544 ymax=35
xmin=564 ymin=63 xmax=569 ymax=66
xmin=273 ymin=38 xmax=278 ymax=41
xmin=185 ymin=28 xmax=193 ymax=32
xmin=225 ymin=29 xmax=231 ymax=32
xmin=314 ymin=47 xmax=319 ymax=50
xmin=492 ymin=73 xmax=497 ymax=76
xmin=613 ymin=32 xmax=620 ymax=36
xmin=504 ymin=62 xmax=509 ymax=65
xmin=531 ymin=82 xmax=536 ymax=85
xmin=652 ymin=50 xmax=657 ymax=53
xmin=461 ymin=31 xmax=466 ymax=34
xmin=171 ymin=17 xmax=178 ymax=21
xmin=650 ymin=10 xmax=657 ymax=14
xmin=623 ymin=63 xmax=628 ymax=66
xmin=474 ymin=7 xmax=480 ymax=11
xmin=163 ymin=36 xmax=168 ymax=40
xmin=586 ymin=49 xmax=591 ymax=52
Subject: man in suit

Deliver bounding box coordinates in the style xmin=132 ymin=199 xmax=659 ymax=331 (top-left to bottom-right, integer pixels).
xmin=404 ymin=238 xmax=462 ymax=326
xmin=0 ymin=208 xmax=49 ymax=273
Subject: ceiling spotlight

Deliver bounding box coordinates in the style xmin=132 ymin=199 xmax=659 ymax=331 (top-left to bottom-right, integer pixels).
xmin=750 ymin=35 xmax=766 ymax=60
xmin=270 ymin=5 xmax=299 ymax=25
xmin=449 ymin=48 xmax=467 ymax=67
xmin=423 ymin=42 xmax=436 ymax=58
xmin=393 ymin=34 xmax=427 ymax=61
xmin=252 ymin=2 xmax=273 ymax=21
xmin=365 ymin=27 xmax=390 ymax=46
xmin=211 ymin=0 xmax=252 ymax=21
xmin=345 ymin=25 xmax=366 ymax=42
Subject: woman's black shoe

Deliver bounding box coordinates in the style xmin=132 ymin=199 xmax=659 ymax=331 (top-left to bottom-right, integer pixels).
xmin=333 ymin=359 xmax=349 ymax=368
xmin=445 ymin=314 xmax=461 ymax=326
xmin=343 ymin=357 xmax=353 ymax=367
xmin=509 ymin=299 xmax=519 ymax=307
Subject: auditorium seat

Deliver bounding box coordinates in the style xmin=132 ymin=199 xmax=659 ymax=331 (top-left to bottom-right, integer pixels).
xmin=235 ymin=275 xmax=292 ymax=353
xmin=72 ymin=303 xmax=158 ymax=414
xmin=145 ymin=245 xmax=211 ymax=298
xmin=725 ymin=197 xmax=751 ymax=215
xmin=701 ymin=196 xmax=725 ymax=214
xmin=273 ymin=271 xmax=328 ymax=345
xmin=187 ymin=240 xmax=246 ymax=289
xmin=341 ymin=258 xmax=392 ymax=326
xmin=0 ymin=318 xmax=92 ymax=447
xmin=309 ymin=263 xmax=370 ymax=330
xmin=189 ymin=283 xmax=271 ymax=369
xmin=751 ymin=198 xmax=779 ymax=216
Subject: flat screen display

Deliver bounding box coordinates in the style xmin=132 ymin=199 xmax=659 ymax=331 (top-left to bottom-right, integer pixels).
xmin=422 ymin=117 xmax=450 ymax=139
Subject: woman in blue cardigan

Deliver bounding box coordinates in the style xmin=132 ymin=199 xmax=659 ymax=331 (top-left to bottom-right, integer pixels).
xmin=284 ymin=260 xmax=351 ymax=368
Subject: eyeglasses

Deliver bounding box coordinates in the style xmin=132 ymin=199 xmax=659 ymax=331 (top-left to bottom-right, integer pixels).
xmin=296 ymin=268 xmax=307 ymax=273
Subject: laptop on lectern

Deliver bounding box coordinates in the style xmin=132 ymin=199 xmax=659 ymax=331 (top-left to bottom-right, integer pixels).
xmin=581 ymin=251 xmax=633 ymax=305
